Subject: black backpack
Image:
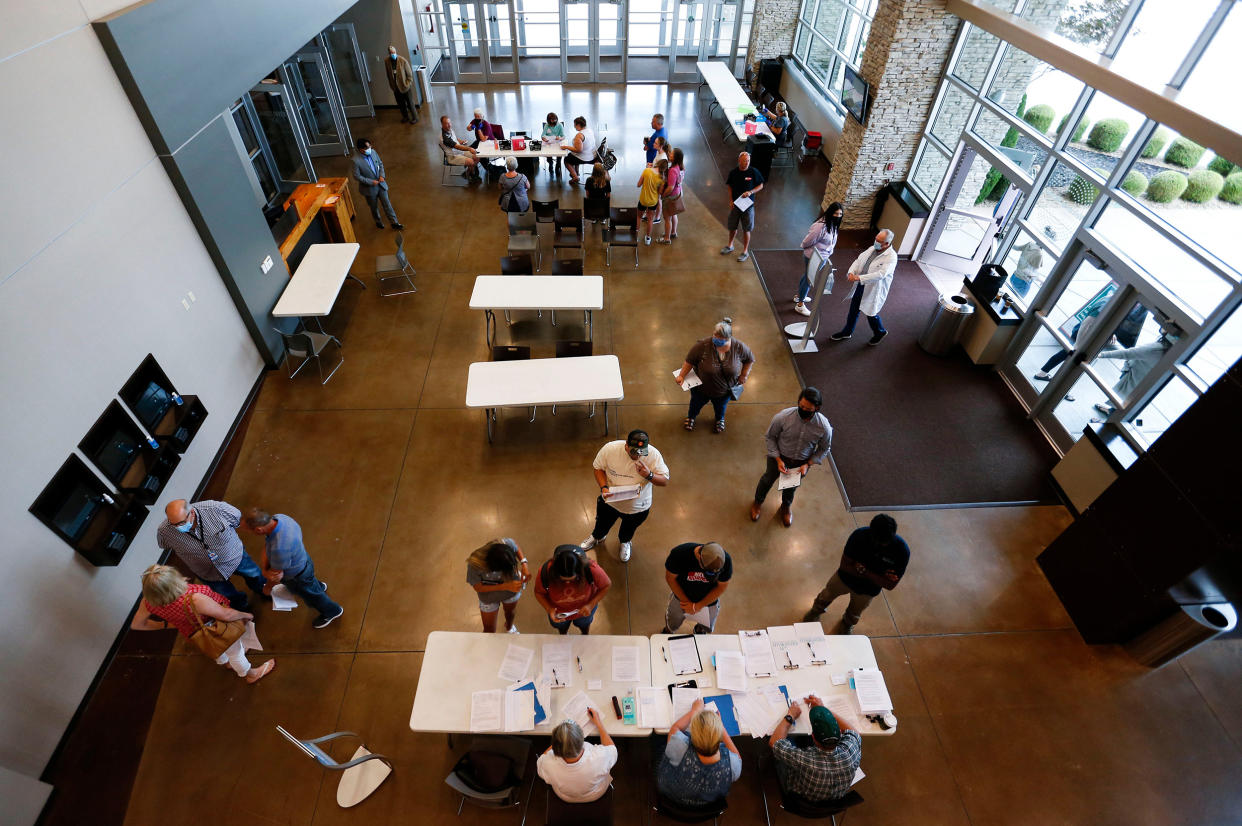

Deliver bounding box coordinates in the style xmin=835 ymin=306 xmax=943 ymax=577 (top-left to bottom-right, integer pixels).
xmin=596 ymin=137 xmax=618 ymax=171
xmin=539 ymin=544 xmax=595 ymax=588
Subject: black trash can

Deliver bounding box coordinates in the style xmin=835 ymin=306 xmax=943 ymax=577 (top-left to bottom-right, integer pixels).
xmin=760 ymin=58 xmax=783 ymax=93
xmin=747 ymin=136 xmax=776 ymax=180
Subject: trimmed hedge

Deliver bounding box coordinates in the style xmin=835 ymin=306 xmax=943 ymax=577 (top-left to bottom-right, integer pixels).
xmin=1140 ymin=128 xmax=1170 ymax=159
xmin=1023 ymin=104 xmax=1056 ymax=134
xmin=1207 ymin=156 xmax=1236 ymax=177
xmin=1146 ymin=170 xmax=1188 ymax=203
xmin=1057 ymin=114 xmax=1089 ymax=141
xmin=1121 ymin=171 xmax=1147 ymax=196
xmin=1221 ymin=172 xmax=1242 ymax=205
xmin=1164 ymin=137 xmax=1206 ymax=168
xmin=1182 ymin=170 xmax=1225 ymax=203
xmin=1067 ymin=175 xmax=1098 ymax=205
xmin=1088 ymin=118 xmax=1129 ymax=152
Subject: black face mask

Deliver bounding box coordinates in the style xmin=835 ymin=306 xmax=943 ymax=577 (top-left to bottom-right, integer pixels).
xmin=797 ymin=408 xmax=815 ymax=420
xmin=827 ymin=214 xmax=843 ymax=231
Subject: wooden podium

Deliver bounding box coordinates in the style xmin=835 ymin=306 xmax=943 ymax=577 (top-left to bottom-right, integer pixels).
xmin=279 ymin=178 xmax=357 ymax=268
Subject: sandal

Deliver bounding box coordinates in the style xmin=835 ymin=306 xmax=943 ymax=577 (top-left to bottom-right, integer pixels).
xmin=683 ymin=417 xmax=696 ymax=431
xmin=245 ymin=659 xmax=276 ymax=684
xmin=713 ymin=420 xmax=726 ymax=433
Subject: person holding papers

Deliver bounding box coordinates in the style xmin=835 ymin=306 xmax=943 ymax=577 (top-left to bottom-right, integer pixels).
xmin=675 ymin=317 xmax=754 ymax=433
xmin=541 ymin=112 xmax=565 ymax=176
xmin=534 ymin=545 xmax=612 ymax=634
xmin=769 ymin=696 xmax=862 ymax=804
xmin=657 ymin=699 xmax=742 ymax=807
xmin=242 ymin=508 xmax=344 ymax=630
xmin=536 ymin=710 xmax=617 ymax=803
xmin=750 ymin=388 xmax=833 ymax=527
xmin=465 ymin=537 xmax=529 ymax=633
xmin=580 ymin=430 xmax=670 ymax=562
xmin=662 ymin=542 xmax=733 ymax=634
xmin=719 ymin=151 xmax=764 ymax=263
xmin=802 ymin=514 xmax=909 ymax=632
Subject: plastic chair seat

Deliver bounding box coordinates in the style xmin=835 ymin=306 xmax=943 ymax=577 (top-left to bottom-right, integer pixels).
xmin=337 ymin=745 xmax=392 ymax=808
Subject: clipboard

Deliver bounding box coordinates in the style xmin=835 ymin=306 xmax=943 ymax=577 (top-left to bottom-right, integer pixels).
xmin=666 ymin=634 xmax=703 ymax=676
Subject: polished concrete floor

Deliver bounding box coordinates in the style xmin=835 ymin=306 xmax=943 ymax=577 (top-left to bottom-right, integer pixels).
xmin=110 ymin=86 xmax=1242 ymax=825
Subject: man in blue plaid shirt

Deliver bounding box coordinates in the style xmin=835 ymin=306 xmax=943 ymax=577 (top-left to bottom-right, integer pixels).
xmin=769 ymin=695 xmax=862 ymax=802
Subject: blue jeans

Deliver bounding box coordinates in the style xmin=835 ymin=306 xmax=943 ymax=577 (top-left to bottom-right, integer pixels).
xmin=797 ymin=257 xmax=827 ymax=303
xmin=203 ymin=553 xmax=267 ymax=609
xmin=549 ymin=605 xmax=597 ymax=634
xmin=687 ymin=385 xmax=730 ymax=423
xmin=282 ymin=559 xmax=342 ymax=619
xmin=839 ymin=283 xmax=885 ymax=336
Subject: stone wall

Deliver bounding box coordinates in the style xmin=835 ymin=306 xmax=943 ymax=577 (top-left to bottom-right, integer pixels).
xmin=746 ymin=0 xmax=801 ymax=89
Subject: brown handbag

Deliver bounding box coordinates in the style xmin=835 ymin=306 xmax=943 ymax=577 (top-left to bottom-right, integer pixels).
xmin=183 ymin=591 xmax=247 ymax=659
xmin=663 ymin=194 xmax=686 ymax=216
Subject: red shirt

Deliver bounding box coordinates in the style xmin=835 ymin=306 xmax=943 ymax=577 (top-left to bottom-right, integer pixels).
xmin=146 ymin=584 xmax=228 ymax=638
xmin=535 ymin=561 xmax=611 ymax=612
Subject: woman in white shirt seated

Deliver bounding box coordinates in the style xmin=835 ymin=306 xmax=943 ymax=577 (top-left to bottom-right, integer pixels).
xmin=565 ymin=116 xmax=597 ymax=185
xmin=536 ymin=709 xmax=617 ymax=803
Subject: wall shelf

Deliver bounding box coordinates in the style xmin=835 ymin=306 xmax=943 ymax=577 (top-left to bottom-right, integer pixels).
xmin=118 ymin=354 xmax=208 ymax=453
xmin=78 ymin=401 xmax=180 ymax=505
xmin=29 ymin=455 xmax=149 ymax=566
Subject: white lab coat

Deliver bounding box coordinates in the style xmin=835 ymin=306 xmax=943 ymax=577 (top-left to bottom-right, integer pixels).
xmin=847 ymin=246 xmax=899 ymax=317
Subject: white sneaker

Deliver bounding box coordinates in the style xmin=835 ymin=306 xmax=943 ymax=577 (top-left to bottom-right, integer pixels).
xmin=1033 ymin=370 xmax=1051 ymax=381
xmin=619 ymin=542 xmax=632 ymax=562
xmin=645 ymin=235 xmax=651 ymax=245
xmin=579 ymin=535 xmax=598 ymax=550
xmin=507 ymin=624 xmax=520 ymax=634
xmin=794 ymin=303 xmax=812 ymax=316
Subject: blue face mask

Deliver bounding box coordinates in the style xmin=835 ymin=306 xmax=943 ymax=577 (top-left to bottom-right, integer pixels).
xmin=873 ymin=241 xmax=884 ymax=251
xmin=363 ymin=147 xmax=373 ymax=156
xmin=712 ymin=337 xmax=729 ymax=347
xmin=389 ymin=53 xmax=398 ymax=60
xmin=174 ymin=512 xmax=194 ymax=533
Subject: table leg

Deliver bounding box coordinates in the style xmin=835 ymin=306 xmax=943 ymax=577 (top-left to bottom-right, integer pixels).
xmin=486 ymin=408 xmax=494 ymax=443
xmin=485 ymin=310 xmax=495 ymax=348
xmin=346 ymin=273 xmax=368 ymax=289
xmin=603 ymin=401 xmax=609 ymax=436
xmin=585 ymin=310 xmax=592 ymax=341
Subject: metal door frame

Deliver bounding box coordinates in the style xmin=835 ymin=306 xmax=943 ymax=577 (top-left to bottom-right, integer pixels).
xmin=559 ymin=0 xmax=627 ymax=84
xmin=281 ymin=54 xmax=352 ymax=157
xmin=245 ymin=82 xmax=316 ymax=192
xmin=322 ymin=24 xmax=374 ymax=116
xmin=441 ymin=0 xmax=518 ymax=83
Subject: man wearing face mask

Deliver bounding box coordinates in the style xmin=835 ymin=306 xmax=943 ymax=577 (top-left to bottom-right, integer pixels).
xmin=352 ymin=137 xmax=404 ymax=230
xmin=750 ymin=388 xmax=833 ymax=527
xmin=829 ymin=228 xmax=898 ymax=346
xmin=157 ymin=499 xmax=267 ymax=612
xmin=580 ymin=430 xmax=670 ymax=563
xmin=383 ymin=45 xmax=418 ymax=125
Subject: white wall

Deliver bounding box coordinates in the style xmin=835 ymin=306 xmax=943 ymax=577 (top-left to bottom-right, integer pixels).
xmin=0 ymin=0 xmax=264 ymax=808
xmin=335 ymin=0 xmax=414 ymax=112
xmin=780 ymin=64 xmax=846 ymax=159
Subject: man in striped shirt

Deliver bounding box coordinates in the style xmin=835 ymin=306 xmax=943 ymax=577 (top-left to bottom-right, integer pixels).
xmin=157 ymin=499 xmax=267 ymax=611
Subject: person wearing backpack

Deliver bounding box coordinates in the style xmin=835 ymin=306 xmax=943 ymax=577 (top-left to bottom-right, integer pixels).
xmin=533 ymin=545 xmax=612 ymax=634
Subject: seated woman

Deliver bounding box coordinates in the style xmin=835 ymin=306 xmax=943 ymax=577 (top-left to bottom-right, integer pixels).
xmin=765 ymin=101 xmax=791 ymax=145
xmin=584 ymin=163 xmax=612 ymax=223
xmin=498 ymin=157 xmax=531 ymax=213
xmin=565 ymin=116 xmax=597 ymax=184
xmin=533 ymin=545 xmax=610 ymax=634
xmin=468 ymin=108 xmax=495 ymax=146
xmin=656 ymin=699 xmax=742 ymax=808
xmin=536 ymin=710 xmax=617 ymax=803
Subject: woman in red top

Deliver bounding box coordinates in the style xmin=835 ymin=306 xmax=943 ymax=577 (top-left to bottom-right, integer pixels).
xmin=130 ymin=564 xmax=275 ymax=683
xmin=534 ymin=546 xmax=611 ymax=634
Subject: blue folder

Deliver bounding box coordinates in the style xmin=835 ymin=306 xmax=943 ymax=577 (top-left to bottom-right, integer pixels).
xmin=512 ymin=681 xmax=547 ymax=725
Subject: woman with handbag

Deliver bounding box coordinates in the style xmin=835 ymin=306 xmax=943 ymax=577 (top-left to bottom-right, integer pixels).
xmin=130 ymin=564 xmax=275 ymax=684
xmin=498 ymin=157 xmax=530 ymax=213
xmin=657 ymin=147 xmax=685 ymax=245
xmin=674 ymin=318 xmax=754 ymax=434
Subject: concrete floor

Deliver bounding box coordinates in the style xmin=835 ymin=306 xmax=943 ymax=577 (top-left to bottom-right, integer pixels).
xmin=115 ymin=85 xmax=1242 ymax=825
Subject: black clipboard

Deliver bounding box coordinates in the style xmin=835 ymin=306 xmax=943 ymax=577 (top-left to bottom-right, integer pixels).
xmin=667 ymin=634 xmax=703 ymax=676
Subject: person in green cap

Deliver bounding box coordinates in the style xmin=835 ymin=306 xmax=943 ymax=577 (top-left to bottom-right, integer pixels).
xmin=768 ymin=695 xmax=862 ymax=803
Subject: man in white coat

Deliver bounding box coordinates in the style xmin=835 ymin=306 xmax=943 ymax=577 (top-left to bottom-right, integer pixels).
xmin=830 ymin=228 xmax=898 ymax=346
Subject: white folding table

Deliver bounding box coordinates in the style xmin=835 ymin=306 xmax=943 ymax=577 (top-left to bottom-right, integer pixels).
xmin=697 ymin=61 xmax=776 ymax=142
xmin=466 ymin=354 xmax=624 ymax=442
xmin=270 ymin=243 xmax=362 ymax=341
xmin=410 ymin=631 xmax=654 ymax=741
xmin=470 ymin=275 xmax=604 ymax=347
xmin=474 ymin=138 xmax=570 ymax=159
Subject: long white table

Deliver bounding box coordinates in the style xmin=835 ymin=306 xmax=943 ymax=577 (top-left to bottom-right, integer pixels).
xmin=649 ymin=632 xmax=896 ymax=737
xmin=470 ymin=275 xmax=604 ymax=346
xmin=466 ymin=354 xmax=623 ymax=441
xmin=410 ymin=631 xmax=654 ymax=737
xmin=697 ymin=60 xmax=776 ymax=143
xmin=271 ymin=243 xmax=362 ymax=340
xmin=475 ymin=138 xmax=569 ymax=159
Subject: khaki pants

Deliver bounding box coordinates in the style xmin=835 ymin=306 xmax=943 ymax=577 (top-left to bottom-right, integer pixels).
xmin=809 ymin=573 xmax=874 ymax=627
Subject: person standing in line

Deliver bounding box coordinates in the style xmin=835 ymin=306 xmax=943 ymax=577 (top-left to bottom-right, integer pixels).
xmin=533 ymin=545 xmax=612 ymax=634
xmin=801 ymin=513 xmax=909 ymax=633
xmin=158 ymin=498 xmax=268 ymax=611
xmin=795 ymin=202 xmax=843 ymax=316
xmin=829 ymin=228 xmax=898 ymax=346
xmin=750 ymin=387 xmax=833 ymax=528
xmin=662 ymin=542 xmax=733 ymax=634
xmin=638 ymin=160 xmax=664 ymax=245
xmin=675 ymin=317 xmax=754 ymax=433
xmin=580 ymin=430 xmax=670 ymax=562
xmin=541 ymin=112 xmax=565 ymax=177
xmin=383 ymin=45 xmax=417 ymax=124
xmin=242 ymin=508 xmax=345 ymax=630
xmin=465 ymin=537 xmax=529 ymax=633
xmin=643 ymin=113 xmax=668 ymax=165
xmin=352 ymin=137 xmax=404 ymax=230
xmin=565 ymin=116 xmax=597 ymax=184
xmin=537 ymin=710 xmax=618 ymax=803
xmin=498 ymin=157 xmax=531 ymax=213
xmin=720 ymin=152 xmax=765 ymax=263
xmin=768 ymin=696 xmax=862 ymax=803
xmin=658 ymin=147 xmax=685 ymax=245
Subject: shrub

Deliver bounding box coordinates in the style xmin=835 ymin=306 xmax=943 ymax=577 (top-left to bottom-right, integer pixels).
xmin=976 ymin=95 xmax=1023 ymax=204
xmin=1121 ymin=171 xmax=1147 ymax=196
xmin=1207 ymin=156 xmax=1236 ymax=177
xmin=1146 ymin=170 xmax=1188 ymax=203
xmin=1087 ymin=118 xmax=1129 ymax=152
xmin=1067 ymin=175 xmax=1098 ymax=205
xmin=1023 ymin=104 xmax=1056 ymax=134
xmin=1221 ymin=172 xmax=1242 ymax=205
xmin=1182 ymin=170 xmax=1225 ymax=203
xmin=1164 ymin=137 xmax=1206 ymax=168
xmin=1056 ymin=114 xmax=1088 ymax=141
xmin=1141 ymin=128 xmax=1170 ymax=159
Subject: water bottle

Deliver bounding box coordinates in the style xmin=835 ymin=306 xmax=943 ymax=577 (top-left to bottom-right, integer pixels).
xmin=171 ymin=392 xmax=183 ymax=406
xmin=147 ymin=437 xmax=160 ymax=450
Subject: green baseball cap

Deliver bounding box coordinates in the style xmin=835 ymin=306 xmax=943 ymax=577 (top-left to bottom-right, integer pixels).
xmin=809 ymin=706 xmax=840 ymax=746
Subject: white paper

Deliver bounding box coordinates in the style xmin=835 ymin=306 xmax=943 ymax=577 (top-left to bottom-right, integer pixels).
xmin=239 ymin=620 xmax=262 ymax=652
xmin=761 ymin=685 xmax=789 ymax=708
xmin=535 ymin=676 xmax=552 ymax=717
xmin=503 ymin=688 xmax=535 ymax=732
xmin=738 ymin=630 xmax=777 ymax=678
xmin=671 ymin=686 xmax=700 ymax=722
xmin=714 ymin=650 xmax=748 ymax=692
xmin=270 ymin=584 xmax=298 ymax=611
xmin=498 ymin=644 xmax=535 ymax=683
xmin=674 ymin=369 xmax=702 ymax=390
xmin=588 ymin=679 xmax=603 ymax=691
xmin=636 ymin=686 xmax=670 ymax=729
xmin=602 ymin=484 xmax=641 ymax=503
xmin=831 ymin=673 xmax=847 ymax=686
xmin=684 ymin=606 xmax=711 ymax=627
xmin=852 ymin=668 xmax=894 ymax=713
xmin=794 ymin=622 xmax=832 ymax=664
xmin=612 ymin=646 xmax=641 ymax=682
xmin=543 ymin=641 xmax=574 ymax=687
xmin=470 ymin=689 xmax=503 ymax=732
xmin=852 ymin=767 xmax=865 ymax=786
xmin=668 ymin=635 xmax=703 ymax=675
xmin=768 ymin=626 xmax=811 ymax=669
xmin=826 ymin=695 xmax=863 ymax=731
xmin=777 ymin=470 xmax=801 ymax=490
xmin=733 ymin=195 xmax=754 ymax=211
xmin=560 ymin=691 xmax=597 ymax=735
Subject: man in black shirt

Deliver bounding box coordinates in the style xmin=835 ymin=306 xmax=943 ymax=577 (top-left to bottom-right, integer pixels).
xmin=720 ymin=152 xmax=765 ymax=263
xmin=662 ymin=542 xmax=733 ymax=633
xmin=801 ymin=514 xmax=909 ymax=633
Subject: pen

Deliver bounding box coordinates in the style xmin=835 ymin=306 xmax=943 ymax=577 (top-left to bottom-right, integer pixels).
xmin=552 ymin=668 xmax=560 ymax=686
xmin=785 ymin=651 xmax=794 ymax=668
xmin=576 ymin=656 xmax=583 ymax=672
xmin=662 ymin=646 xmax=667 ymax=662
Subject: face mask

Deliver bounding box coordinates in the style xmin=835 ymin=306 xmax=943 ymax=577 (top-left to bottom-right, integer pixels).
xmin=874 ymin=241 xmax=884 ymax=251
xmin=712 ymin=337 xmax=729 ymax=347
xmin=797 ymin=408 xmax=815 ymax=420
xmin=389 ymin=53 xmax=398 ymax=60
xmin=175 ymin=513 xmax=194 ymax=533
xmin=363 ymin=147 xmax=373 ymax=156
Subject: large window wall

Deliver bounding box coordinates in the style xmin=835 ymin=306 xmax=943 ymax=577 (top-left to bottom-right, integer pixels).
xmin=791 ymin=0 xmax=878 ymax=117
xmin=909 ymin=0 xmax=1242 ymax=457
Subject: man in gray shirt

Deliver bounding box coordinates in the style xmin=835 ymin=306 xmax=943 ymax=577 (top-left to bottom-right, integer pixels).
xmin=750 ymin=387 xmax=833 ymax=527
xmin=157 ymin=498 xmax=267 ymax=611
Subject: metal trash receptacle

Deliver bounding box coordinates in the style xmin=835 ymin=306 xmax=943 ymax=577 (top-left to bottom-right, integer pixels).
xmin=918 ymin=293 xmax=974 ymax=355
xmin=1124 ymin=603 xmax=1238 ymax=668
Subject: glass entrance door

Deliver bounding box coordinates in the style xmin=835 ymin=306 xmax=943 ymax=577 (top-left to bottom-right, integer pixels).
xmin=247 ymin=82 xmax=315 ymax=191
xmin=322 ymin=24 xmax=374 ymax=117
xmin=482 ymin=1 xmax=517 ymax=82
xmin=442 ymin=1 xmax=517 ymax=83
xmin=515 ymin=0 xmax=561 ymax=83
xmin=282 ymin=53 xmax=351 ymax=157
xmin=559 ymin=1 xmax=627 ymax=84
xmin=670 ymin=0 xmax=706 ymax=82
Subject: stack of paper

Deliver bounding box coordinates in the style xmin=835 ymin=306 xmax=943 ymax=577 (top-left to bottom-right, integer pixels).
xmin=671 ymin=685 xmax=700 ymax=721
xmin=636 ymin=686 xmax=670 ymax=729
xmin=794 ymin=622 xmax=832 ymax=664
xmin=270 ymin=584 xmax=298 ymax=611
xmin=602 ymin=485 xmax=641 ymax=503
xmin=776 ymin=470 xmax=801 ymax=490
xmin=470 ymin=689 xmax=503 ymax=732
xmin=542 ymin=640 xmax=573 ymax=687
xmin=503 ymin=688 xmax=535 ymax=732
xmin=714 ymin=650 xmax=747 ymax=691
xmin=732 ymin=688 xmax=790 ymax=737
xmin=673 ymin=368 xmax=703 ymax=390
xmin=612 ymin=645 xmax=641 ymax=682
xmin=768 ymin=626 xmax=811 ymax=669
xmin=852 ymin=668 xmax=893 ymax=713
xmin=498 ymin=644 xmax=534 ymax=683
xmin=738 ymin=630 xmax=777 ymax=678
xmin=559 ymin=691 xmax=598 ymax=735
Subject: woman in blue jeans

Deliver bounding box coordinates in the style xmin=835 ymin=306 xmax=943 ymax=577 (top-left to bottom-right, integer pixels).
xmin=795 ymin=202 xmax=843 ymax=316
xmin=675 ymin=318 xmax=755 ymax=433
xmin=533 ymin=545 xmax=612 ymax=634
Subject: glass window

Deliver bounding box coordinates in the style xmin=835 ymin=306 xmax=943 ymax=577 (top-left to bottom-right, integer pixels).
xmin=1045 ymin=0 xmax=1135 ymax=54
xmin=1086 ymin=298 xmax=1170 ymax=408
xmin=1094 ymin=202 xmax=1234 ymax=318
xmin=952 ymin=24 xmax=1001 ymax=91
xmin=1061 ymin=92 xmax=1143 ymax=184
xmin=1131 ymin=376 xmax=1198 ymax=446
xmin=970 ymin=106 xmax=1048 ymax=180
xmin=985 ymin=44 xmax=1083 ymax=124
xmin=930 ymin=83 xmax=973 ymax=148
xmin=1021 ymin=159 xmax=1096 ymax=255
xmin=813 ymin=0 xmax=847 ymax=43
xmin=1186 ymin=303 xmax=1242 ymax=388
xmin=1178 ymin=3 xmax=1242 ymax=134
xmin=911 ymin=142 xmax=951 ymax=202
xmin=806 ymin=32 xmax=835 ymax=84
xmin=232 ymin=106 xmax=259 ymax=155
xmin=1110 ymin=0 xmax=1218 ymax=88
xmin=1052 ymin=371 xmax=1114 ymax=438
xmin=1000 ymin=230 xmax=1056 ymax=307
